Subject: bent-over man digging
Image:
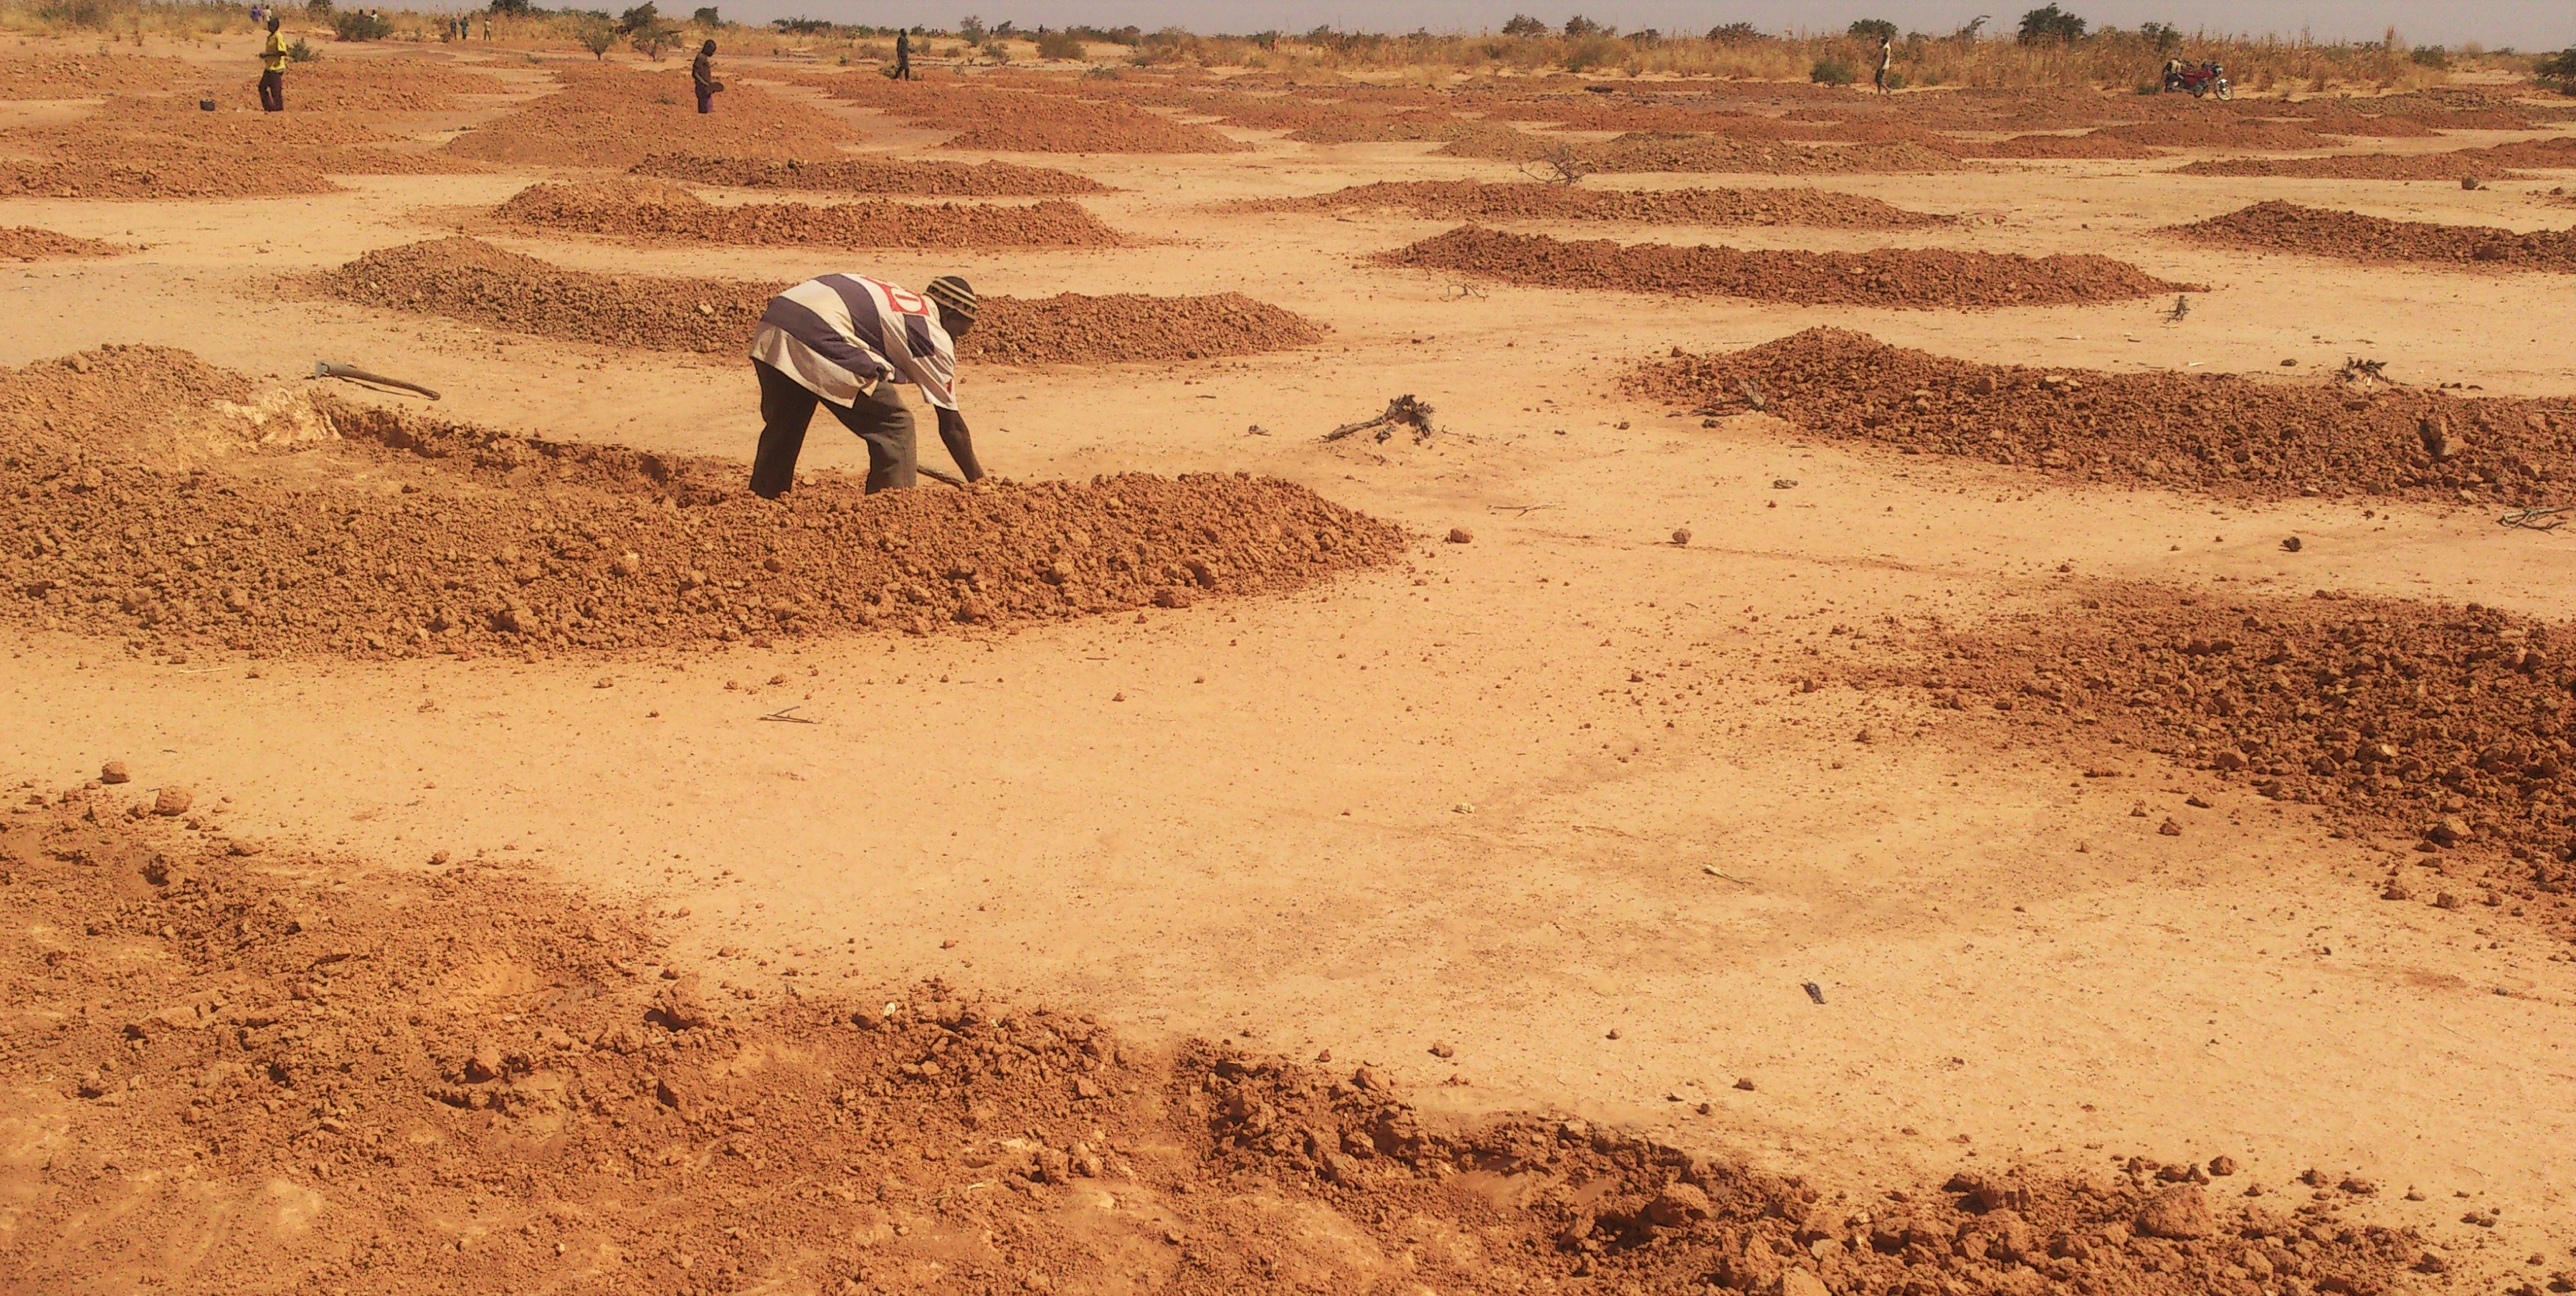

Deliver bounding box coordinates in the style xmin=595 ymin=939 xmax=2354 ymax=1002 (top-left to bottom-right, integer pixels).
xmin=747 ymin=273 xmax=986 ymax=497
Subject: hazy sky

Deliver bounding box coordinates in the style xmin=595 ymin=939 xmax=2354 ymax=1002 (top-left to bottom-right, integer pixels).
xmin=718 ymin=1 xmax=2570 ymax=49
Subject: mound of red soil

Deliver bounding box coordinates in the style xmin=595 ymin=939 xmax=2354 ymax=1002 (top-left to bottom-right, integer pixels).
xmin=2177 ymin=135 xmax=2576 ymax=181
xmin=1384 ymin=227 xmax=2191 ymax=310
xmin=803 ymin=75 xmax=1247 ymax=153
xmin=319 ymin=239 xmax=1319 ymax=368
xmin=445 ymin=65 xmax=860 ymax=168
xmin=492 ymin=179 xmax=1123 ymax=249
xmin=2172 ymin=200 xmax=2576 ymax=272
xmin=1950 ymin=130 xmax=2163 ymax=160
xmin=632 ymin=151 xmax=1108 ymax=195
xmin=0 ymin=346 xmax=1404 ymax=657
xmin=4 ymin=796 xmax=2436 ymax=1294
xmin=1631 ymin=328 xmax=2576 ymax=504
xmin=1240 ymin=179 xmax=1952 ymax=228
xmin=321 ymin=237 xmax=769 ymax=353
xmin=938 ymin=100 xmax=1247 ymax=153
xmin=1443 ymin=128 xmax=1968 ymax=175
xmin=1891 ymin=584 xmax=2576 ymax=941
xmin=2102 ymin=118 xmax=2339 ymax=150
xmin=0 ymin=51 xmax=193 ymax=98
xmin=0 ymin=225 xmax=130 ymax=259
xmin=961 ymin=293 xmax=1325 ymax=365
xmin=1281 ymin=113 xmax=1474 ymax=144
xmin=0 ymin=98 xmax=482 ymax=198
xmin=215 ymin=57 xmax=511 ymax=113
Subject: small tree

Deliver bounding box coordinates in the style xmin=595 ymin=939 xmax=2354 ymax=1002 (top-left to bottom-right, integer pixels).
xmin=304 ymin=0 xmax=333 ymax=14
xmin=1499 ymin=13 xmax=1546 ymax=37
xmin=1033 ymin=28 xmax=1080 ymax=58
xmin=956 ymin=14 xmax=984 ymax=41
xmin=1707 ymin=21 xmax=1758 ymax=43
xmin=1847 ymin=18 xmax=1896 ymax=42
xmin=1810 ymin=55 xmax=1855 ymax=84
xmin=2017 ymin=4 xmax=2086 ymax=44
xmin=2138 ymin=20 xmax=2182 ymax=52
xmin=573 ymin=12 xmax=619 ymax=57
xmin=691 ymin=6 xmax=718 ymax=24
xmin=2539 ymin=48 xmax=2576 ymax=94
xmin=632 ymin=19 xmax=681 ymax=57
xmin=616 ymin=3 xmax=657 ymax=32
xmin=487 ymin=0 xmax=526 ymax=13
xmin=1562 ymin=14 xmax=1605 ymax=37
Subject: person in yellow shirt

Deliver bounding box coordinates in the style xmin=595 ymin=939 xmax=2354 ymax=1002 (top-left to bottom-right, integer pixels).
xmin=257 ymin=16 xmax=287 ymax=113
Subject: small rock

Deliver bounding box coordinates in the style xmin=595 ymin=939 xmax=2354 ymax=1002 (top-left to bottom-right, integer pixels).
xmin=1427 ymin=1041 xmax=1455 ymax=1059
xmin=100 ymin=761 xmax=130 ymax=785
xmin=2461 ymin=176 xmax=2482 ymax=190
xmin=2380 ymin=882 xmax=2412 ymax=901
xmin=594 ymin=677 xmax=614 ymax=689
xmin=1445 ymin=527 xmax=1473 ymax=544
xmin=2157 ymin=816 xmax=2182 ymax=837
xmin=1734 ymin=1077 xmax=1756 ymax=1091
xmin=1779 ymin=1269 xmax=1831 ymax=1296
xmin=2134 ymin=1185 xmax=2213 ymax=1239
xmin=2339 ymin=1176 xmax=2377 ymax=1196
xmin=1152 ymin=589 xmax=1191 ymax=609
xmin=153 ymin=786 xmax=194 ymax=817
xmin=1605 ymin=1027 xmax=1622 ymax=1039
xmin=2281 ymin=536 xmax=2302 ymax=553
xmin=2427 ymin=816 xmax=2471 ymax=847
xmin=1670 ymin=528 xmax=1691 ymax=546
xmin=1772 ymin=477 xmax=1798 ymax=490
xmin=1643 ymin=1181 xmax=1711 ymax=1228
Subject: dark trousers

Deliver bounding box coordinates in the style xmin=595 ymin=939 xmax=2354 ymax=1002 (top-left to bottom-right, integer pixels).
xmin=258 ymin=70 xmax=284 ymax=112
xmin=695 ymin=85 xmax=713 ymax=113
xmin=751 ymin=360 xmax=915 ymax=497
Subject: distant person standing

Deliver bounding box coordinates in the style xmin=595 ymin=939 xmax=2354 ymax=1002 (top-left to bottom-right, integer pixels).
xmin=692 ymin=39 xmax=722 ymax=113
xmin=1875 ymin=35 xmax=1892 ymax=94
xmin=257 ymin=14 xmax=287 ymax=112
xmin=893 ymin=27 xmax=913 ymax=80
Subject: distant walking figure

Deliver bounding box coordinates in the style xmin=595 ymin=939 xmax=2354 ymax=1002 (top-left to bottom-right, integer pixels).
xmin=1875 ymin=36 xmax=1892 ymax=94
xmin=893 ymin=27 xmax=913 ymax=80
xmin=692 ymin=40 xmax=722 ymax=113
xmin=257 ymin=15 xmax=287 ymax=112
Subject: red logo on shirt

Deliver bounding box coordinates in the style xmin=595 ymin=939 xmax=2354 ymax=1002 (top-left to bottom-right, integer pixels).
xmin=878 ymin=282 xmax=929 ymax=315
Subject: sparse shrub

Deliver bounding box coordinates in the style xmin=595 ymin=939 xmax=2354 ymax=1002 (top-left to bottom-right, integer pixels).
xmin=1562 ymin=32 xmax=1622 ymax=70
xmin=286 ymin=36 xmax=318 ymax=60
xmin=1706 ymin=21 xmax=1759 ymax=44
xmin=1033 ymin=28 xmax=1080 ymax=58
xmin=1810 ymin=55 xmax=1854 ymax=84
xmin=2409 ymin=45 xmax=2447 ymax=68
xmin=1500 ymin=13 xmax=1545 ymax=37
xmin=691 ymin=6 xmax=718 ymax=25
xmin=1847 ymin=18 xmax=1896 ymax=42
xmin=34 ymin=0 xmax=114 ymax=29
xmin=332 ymin=9 xmax=391 ymax=40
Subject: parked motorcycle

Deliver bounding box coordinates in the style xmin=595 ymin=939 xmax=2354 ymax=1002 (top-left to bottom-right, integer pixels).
xmin=2163 ymin=59 xmax=2233 ymax=100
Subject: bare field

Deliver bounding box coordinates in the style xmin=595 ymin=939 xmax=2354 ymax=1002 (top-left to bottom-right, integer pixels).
xmin=5 ymin=39 xmax=2576 ymax=1296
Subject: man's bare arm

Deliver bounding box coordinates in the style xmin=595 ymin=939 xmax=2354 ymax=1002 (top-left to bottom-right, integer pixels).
xmin=933 ymin=407 xmax=985 ymax=482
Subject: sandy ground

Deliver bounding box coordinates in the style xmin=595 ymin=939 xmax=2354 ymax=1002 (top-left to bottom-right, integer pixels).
xmin=7 ymin=38 xmax=2576 ymax=1285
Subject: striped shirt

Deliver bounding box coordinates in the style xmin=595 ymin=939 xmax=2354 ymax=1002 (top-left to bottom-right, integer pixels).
xmin=749 ymin=275 xmax=959 ymax=411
